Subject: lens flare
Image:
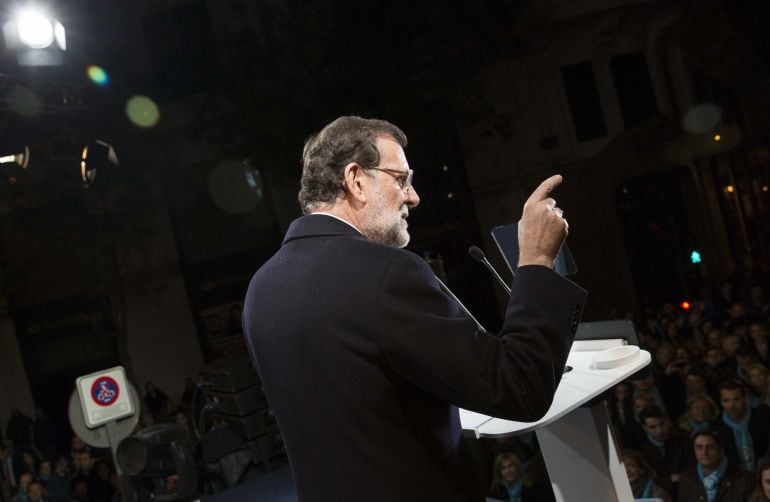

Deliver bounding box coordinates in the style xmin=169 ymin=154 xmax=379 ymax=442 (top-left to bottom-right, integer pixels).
xmin=208 ymin=161 xmax=263 ymax=214
xmin=87 ymin=65 xmax=109 ymax=86
xmin=125 ymin=95 xmax=160 ymax=128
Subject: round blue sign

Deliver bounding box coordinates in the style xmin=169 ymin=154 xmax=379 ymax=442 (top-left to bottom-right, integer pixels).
xmin=90 ymin=376 xmax=120 ymax=407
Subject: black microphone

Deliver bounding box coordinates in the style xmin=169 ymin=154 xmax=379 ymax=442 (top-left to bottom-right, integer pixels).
xmin=435 ymin=276 xmax=486 ymax=332
xmin=469 ymin=245 xmax=512 ymax=295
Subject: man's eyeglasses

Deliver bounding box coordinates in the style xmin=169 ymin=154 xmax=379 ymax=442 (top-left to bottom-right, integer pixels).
xmin=364 ymin=167 xmax=414 ymax=190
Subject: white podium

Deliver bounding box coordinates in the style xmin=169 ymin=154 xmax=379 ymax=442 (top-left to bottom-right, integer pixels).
xmin=461 ymin=322 xmax=651 ymax=502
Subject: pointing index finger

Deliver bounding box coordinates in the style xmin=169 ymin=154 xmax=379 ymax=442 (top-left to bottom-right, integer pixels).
xmin=528 ymin=174 xmax=563 ymax=203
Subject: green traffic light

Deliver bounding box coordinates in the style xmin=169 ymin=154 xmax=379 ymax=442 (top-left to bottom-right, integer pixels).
xmin=690 ymin=250 xmax=702 ymax=264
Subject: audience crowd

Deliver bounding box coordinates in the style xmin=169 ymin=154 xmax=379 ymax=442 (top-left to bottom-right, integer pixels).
xmin=0 ymin=381 xmax=195 ymax=502
xmin=2 ymin=268 xmax=770 ymax=502
xmin=485 ymin=269 xmax=770 ymax=501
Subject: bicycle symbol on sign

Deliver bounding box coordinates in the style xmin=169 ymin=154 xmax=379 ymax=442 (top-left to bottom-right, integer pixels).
xmin=91 ymin=376 xmax=119 ymax=406
xmin=97 ymin=381 xmax=116 ymax=403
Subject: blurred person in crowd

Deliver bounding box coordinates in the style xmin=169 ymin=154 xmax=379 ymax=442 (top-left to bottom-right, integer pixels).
xmin=749 ymin=457 xmax=770 ymax=502
xmin=749 ymin=322 xmax=769 ymax=367
xmin=25 ymin=481 xmax=43 ymax=502
xmin=721 ymin=334 xmax=744 ymax=360
xmin=37 ymin=460 xmax=50 ymax=486
xmin=677 ymin=430 xmax=752 ymax=502
xmin=89 ymin=460 xmax=113 ymax=502
xmin=684 ymin=369 xmax=717 ymax=404
xmin=655 ymin=344 xmax=677 ymax=372
xmin=143 ymin=383 xmax=169 ymax=418
xmin=6 ymin=410 xmax=32 ymax=453
xmin=747 ymin=285 xmax=768 ymax=317
xmin=138 ymin=411 xmax=154 ymax=431
xmin=46 ymin=456 xmax=68 ymax=502
xmin=666 ymin=323 xmax=684 ymax=347
xmin=72 ymin=451 xmax=94 ymax=484
xmin=621 ymin=449 xmax=672 ymax=501
xmin=705 ymin=329 xmax=724 ymax=350
xmin=174 ymin=409 xmax=192 ymax=445
xmin=679 ymin=395 xmax=719 ymax=437
xmin=714 ymin=379 xmax=770 ymax=472
xmin=633 ymin=395 xmax=653 ymax=422
xmin=640 ymin=329 xmax=662 ymax=355
xmin=179 ymin=377 xmax=196 ymax=413
xmin=18 ymin=451 xmax=36 ymax=480
xmin=716 ymin=282 xmax=735 ymax=313
xmin=703 ymin=348 xmax=736 ymax=385
xmin=0 ymin=444 xmax=16 ymax=502
xmin=686 ymin=309 xmax=705 ymax=339
xmin=728 ymin=303 xmax=749 ymax=324
xmin=13 ymin=472 xmax=32 ymax=502
xmin=736 ymin=346 xmax=760 ymax=384
xmin=633 ymin=374 xmax=668 ymax=415
xmin=748 ymin=364 xmax=770 ymax=406
xmin=488 ymin=452 xmax=542 ymax=502
xmin=70 ymin=478 xmax=90 ymax=502
xmin=31 ymin=410 xmax=57 ymax=461
xmin=638 ymin=405 xmax=691 ymax=489
xmin=69 ymin=436 xmax=88 ymax=465
xmin=609 ymin=382 xmax=643 ymax=449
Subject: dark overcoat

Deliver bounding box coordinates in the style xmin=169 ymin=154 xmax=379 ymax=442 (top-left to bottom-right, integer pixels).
xmin=243 ymin=214 xmax=587 ymax=501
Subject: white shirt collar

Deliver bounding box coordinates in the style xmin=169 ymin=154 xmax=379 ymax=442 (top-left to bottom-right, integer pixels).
xmin=312 ymin=212 xmax=363 ymax=235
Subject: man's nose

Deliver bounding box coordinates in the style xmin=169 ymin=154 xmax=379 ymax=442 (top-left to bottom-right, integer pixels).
xmin=405 ymin=186 xmax=420 ymax=208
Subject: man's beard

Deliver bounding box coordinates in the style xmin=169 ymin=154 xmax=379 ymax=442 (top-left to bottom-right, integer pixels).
xmin=364 ymin=190 xmax=410 ymax=248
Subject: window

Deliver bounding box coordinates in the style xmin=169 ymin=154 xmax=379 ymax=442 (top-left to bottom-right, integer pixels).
xmin=611 ymin=53 xmax=658 ymax=129
xmin=561 ymin=62 xmax=608 ymax=142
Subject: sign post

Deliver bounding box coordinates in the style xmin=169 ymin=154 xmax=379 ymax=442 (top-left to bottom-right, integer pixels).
xmin=73 ymin=366 xmax=138 ymax=501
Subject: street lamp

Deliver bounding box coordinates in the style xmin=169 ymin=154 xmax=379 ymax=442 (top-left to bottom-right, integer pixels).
xmin=3 ymin=7 xmax=66 ymax=66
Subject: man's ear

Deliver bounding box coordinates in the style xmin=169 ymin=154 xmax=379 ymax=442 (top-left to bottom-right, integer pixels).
xmin=343 ymin=162 xmax=368 ymax=203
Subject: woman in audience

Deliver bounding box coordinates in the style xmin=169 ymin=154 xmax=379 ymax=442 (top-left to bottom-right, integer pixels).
xmin=749 ymin=457 xmax=770 ymax=502
xmin=621 ymin=449 xmax=672 ymax=502
xmin=489 ymin=452 xmax=535 ymax=502
xmin=678 ymin=394 xmax=719 ymax=436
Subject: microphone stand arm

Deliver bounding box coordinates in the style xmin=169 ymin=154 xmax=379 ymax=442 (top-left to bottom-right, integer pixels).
xmin=435 ymin=276 xmax=486 ymax=332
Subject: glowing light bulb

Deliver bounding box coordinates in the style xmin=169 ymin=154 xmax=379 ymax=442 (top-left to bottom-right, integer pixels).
xmin=17 ymin=10 xmax=54 ymax=49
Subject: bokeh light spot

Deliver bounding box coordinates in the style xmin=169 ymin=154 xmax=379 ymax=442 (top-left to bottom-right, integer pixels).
xmin=8 ymin=85 xmax=43 ymax=117
xmin=125 ymin=95 xmax=160 ymax=128
xmin=208 ymin=161 xmax=263 ymax=214
xmin=87 ymin=65 xmax=109 ymax=86
xmin=682 ymin=103 xmax=722 ymax=135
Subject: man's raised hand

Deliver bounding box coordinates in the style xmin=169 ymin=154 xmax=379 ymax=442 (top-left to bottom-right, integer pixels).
xmin=517 ymin=174 xmax=569 ymax=269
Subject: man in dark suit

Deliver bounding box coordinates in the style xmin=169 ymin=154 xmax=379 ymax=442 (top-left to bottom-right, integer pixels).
xmin=242 ymin=116 xmax=587 ymax=501
xmin=677 ymin=430 xmax=753 ymax=502
xmin=638 ymin=405 xmax=692 ymax=491
xmin=714 ymin=379 xmax=770 ymax=471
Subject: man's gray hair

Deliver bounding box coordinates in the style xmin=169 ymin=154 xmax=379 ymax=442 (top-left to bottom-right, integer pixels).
xmin=298 ymin=116 xmax=407 ymax=214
